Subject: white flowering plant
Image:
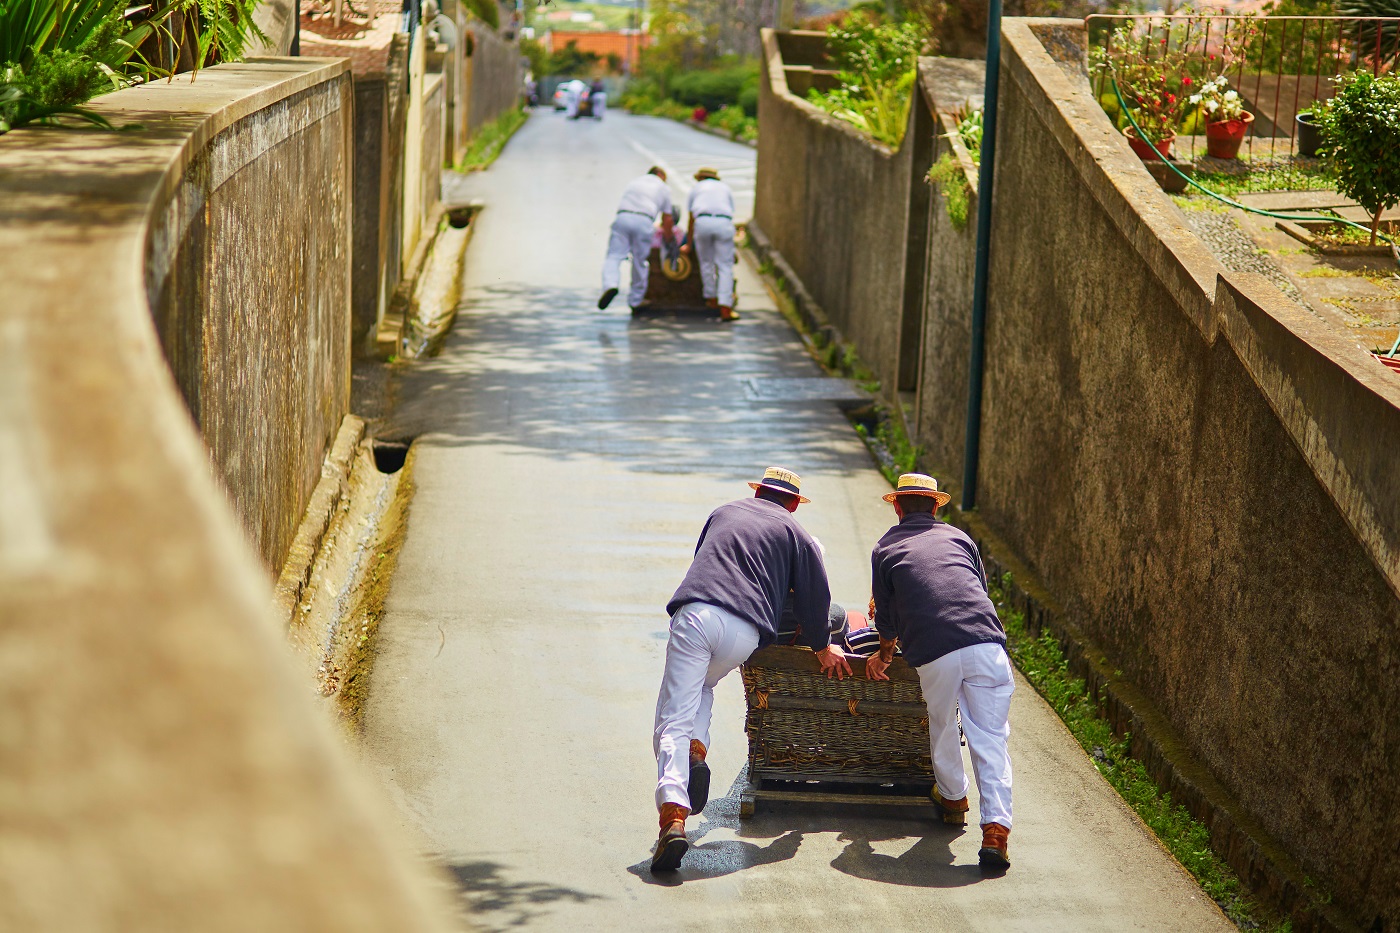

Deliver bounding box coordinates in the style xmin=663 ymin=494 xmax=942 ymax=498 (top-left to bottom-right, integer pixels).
xmin=1188 ymin=76 xmax=1246 ymax=123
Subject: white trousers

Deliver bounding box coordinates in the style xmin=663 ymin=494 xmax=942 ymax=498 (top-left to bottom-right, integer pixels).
xmin=917 ymin=642 xmax=1015 ymax=828
xmin=601 ymin=212 xmax=655 ymax=309
xmin=693 ymin=215 xmax=736 ymax=306
xmin=653 ymin=602 xmax=760 ymax=810
xmin=592 ymin=92 xmax=607 ymax=117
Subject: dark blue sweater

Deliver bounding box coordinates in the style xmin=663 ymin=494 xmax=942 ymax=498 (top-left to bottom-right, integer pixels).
xmin=870 ymin=514 xmax=1005 ymax=667
xmin=668 ymin=498 xmax=832 ymax=650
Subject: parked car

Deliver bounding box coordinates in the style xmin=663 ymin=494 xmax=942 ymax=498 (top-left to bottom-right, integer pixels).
xmin=553 ymin=86 xmax=568 ymax=111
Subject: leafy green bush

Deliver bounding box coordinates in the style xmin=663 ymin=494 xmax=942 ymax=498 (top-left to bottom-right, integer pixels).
xmin=1315 ymin=70 xmax=1400 ymax=244
xmin=805 ymin=18 xmax=929 ymax=146
xmin=0 ymin=0 xmax=268 ymax=135
xmin=466 ymin=0 xmax=499 ymax=29
xmin=666 ymin=61 xmax=759 ymax=116
xmin=710 ymin=103 xmax=756 ymax=142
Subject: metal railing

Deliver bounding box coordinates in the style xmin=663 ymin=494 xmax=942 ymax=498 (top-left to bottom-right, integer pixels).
xmin=1087 ymin=14 xmax=1400 ymax=162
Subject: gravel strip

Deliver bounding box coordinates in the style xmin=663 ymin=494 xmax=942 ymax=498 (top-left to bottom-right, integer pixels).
xmin=1181 ymin=208 xmax=1310 ymax=308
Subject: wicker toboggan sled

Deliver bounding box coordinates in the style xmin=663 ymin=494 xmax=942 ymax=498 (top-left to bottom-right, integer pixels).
xmin=739 ymin=645 xmax=939 ymax=817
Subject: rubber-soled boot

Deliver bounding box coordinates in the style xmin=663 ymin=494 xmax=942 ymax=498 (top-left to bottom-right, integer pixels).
xmin=979 ymin=822 xmax=1011 ymax=869
xmin=687 ymin=740 xmax=711 ymax=815
xmin=932 ymin=786 xmax=970 ymax=826
xmin=650 ymin=803 xmax=690 ymax=873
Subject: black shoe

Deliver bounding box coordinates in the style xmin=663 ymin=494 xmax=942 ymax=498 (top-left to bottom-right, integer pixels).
xmin=687 ymin=758 xmax=711 ymax=815
xmin=597 ymin=288 xmax=618 ymax=310
xmin=650 ymin=824 xmax=688 ymax=872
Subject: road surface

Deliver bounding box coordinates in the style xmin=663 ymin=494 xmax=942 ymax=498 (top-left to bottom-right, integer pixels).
xmin=364 ymin=109 xmax=1233 ymax=933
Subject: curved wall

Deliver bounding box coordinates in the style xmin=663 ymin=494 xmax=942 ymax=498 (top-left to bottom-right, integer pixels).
xmin=0 ymin=60 xmax=453 ymax=929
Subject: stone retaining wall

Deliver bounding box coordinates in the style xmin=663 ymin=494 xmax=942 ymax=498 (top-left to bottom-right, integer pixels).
xmin=464 ymin=17 xmax=521 ymax=139
xmin=0 ymin=60 xmax=453 ymax=929
xmin=147 ymin=63 xmax=352 ymax=573
xmin=754 ymin=29 xmax=930 ymax=394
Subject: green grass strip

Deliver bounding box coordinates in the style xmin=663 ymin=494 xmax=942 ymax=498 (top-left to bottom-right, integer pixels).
xmin=455 ymin=105 xmax=528 ymax=174
xmin=989 ymin=573 xmax=1289 ymax=932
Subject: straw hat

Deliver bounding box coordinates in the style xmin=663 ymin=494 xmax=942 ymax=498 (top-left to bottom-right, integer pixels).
xmin=748 ymin=466 xmax=810 ymax=503
xmin=694 ymin=167 xmax=720 ymax=181
xmin=882 ymin=473 xmax=951 ymax=508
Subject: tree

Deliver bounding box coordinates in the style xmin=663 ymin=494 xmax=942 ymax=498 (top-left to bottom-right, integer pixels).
xmin=1316 ymin=70 xmax=1400 ymax=245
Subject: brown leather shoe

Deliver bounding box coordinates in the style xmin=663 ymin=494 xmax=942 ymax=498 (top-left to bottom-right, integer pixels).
xmin=932 ymin=787 xmax=970 ymax=826
xmin=651 ymin=803 xmax=690 ymax=872
xmin=720 ymin=307 xmax=740 ymax=322
xmin=979 ymin=822 xmax=1011 ymax=869
xmin=688 ymin=740 xmax=711 ymax=815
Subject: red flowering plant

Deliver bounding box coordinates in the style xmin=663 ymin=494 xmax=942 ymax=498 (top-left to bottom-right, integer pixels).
xmin=1093 ymin=15 xmax=1262 ymax=142
xmin=1092 ymin=19 xmax=1197 ymax=144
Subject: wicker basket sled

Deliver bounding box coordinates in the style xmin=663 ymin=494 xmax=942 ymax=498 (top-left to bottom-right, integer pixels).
xmin=739 ymin=645 xmax=939 ymax=817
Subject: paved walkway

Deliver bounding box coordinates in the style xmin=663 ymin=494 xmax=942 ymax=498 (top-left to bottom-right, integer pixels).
xmin=362 ymin=110 xmax=1234 ymax=932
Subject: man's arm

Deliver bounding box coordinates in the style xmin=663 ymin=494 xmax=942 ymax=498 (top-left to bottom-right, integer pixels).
xmin=792 ymin=538 xmax=851 ymax=679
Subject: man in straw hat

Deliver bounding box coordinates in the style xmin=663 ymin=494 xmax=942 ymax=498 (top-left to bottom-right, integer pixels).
xmin=649 ymin=467 xmax=852 ymax=872
xmin=865 ymin=474 xmax=1014 ymax=869
xmin=681 ymin=167 xmax=739 ymax=322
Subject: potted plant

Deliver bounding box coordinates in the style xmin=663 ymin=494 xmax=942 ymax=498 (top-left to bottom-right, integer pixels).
xmin=1091 ymin=20 xmax=1194 ymax=162
xmin=1190 ymin=76 xmax=1254 ymax=159
xmin=1315 ymin=70 xmax=1400 ymax=245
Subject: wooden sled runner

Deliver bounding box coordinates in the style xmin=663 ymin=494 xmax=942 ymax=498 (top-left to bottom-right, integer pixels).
xmin=739 ymin=645 xmax=939 ymax=818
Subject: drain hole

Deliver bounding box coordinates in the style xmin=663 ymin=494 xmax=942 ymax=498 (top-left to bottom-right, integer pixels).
xmin=372 ymin=439 xmax=412 ymax=474
xmin=446 ymin=205 xmax=476 ymax=229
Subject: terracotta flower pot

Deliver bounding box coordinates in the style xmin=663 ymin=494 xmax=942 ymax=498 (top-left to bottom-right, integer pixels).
xmin=1205 ymin=111 xmax=1254 ymax=159
xmin=1123 ymin=125 xmax=1173 ymax=161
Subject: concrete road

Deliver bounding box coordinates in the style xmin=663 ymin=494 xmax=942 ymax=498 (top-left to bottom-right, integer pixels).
xmin=364 ymin=110 xmax=1233 ymax=932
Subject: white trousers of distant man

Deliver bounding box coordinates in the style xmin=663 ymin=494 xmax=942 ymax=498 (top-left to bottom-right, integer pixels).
xmin=692 ymin=215 xmax=736 ymax=307
xmin=602 ymin=212 xmax=655 ymax=309
xmin=917 ymin=642 xmax=1014 ymax=828
xmin=653 ymin=602 xmax=759 ymax=810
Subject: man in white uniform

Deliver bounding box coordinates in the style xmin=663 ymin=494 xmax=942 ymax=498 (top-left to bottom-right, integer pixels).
xmin=599 ymin=167 xmax=675 ymax=311
xmin=563 ymin=78 xmax=587 ymax=118
xmin=683 ymin=167 xmax=738 ymax=322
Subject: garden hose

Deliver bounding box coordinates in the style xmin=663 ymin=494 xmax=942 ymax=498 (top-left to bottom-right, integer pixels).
xmin=1109 ymin=78 xmax=1400 ymax=261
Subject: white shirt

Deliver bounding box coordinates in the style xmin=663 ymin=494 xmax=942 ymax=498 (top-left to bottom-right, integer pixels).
xmin=616 ymin=174 xmax=675 ymax=220
xmin=686 ymin=178 xmax=735 ymax=219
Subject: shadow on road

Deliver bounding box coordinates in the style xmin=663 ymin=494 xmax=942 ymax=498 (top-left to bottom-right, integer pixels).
xmin=625 ymin=766 xmax=994 ymax=889
xmin=442 ymin=860 xmax=605 ymax=931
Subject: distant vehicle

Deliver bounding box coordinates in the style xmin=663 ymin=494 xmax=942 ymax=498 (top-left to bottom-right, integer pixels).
xmin=553 ymin=86 xmax=568 ymax=110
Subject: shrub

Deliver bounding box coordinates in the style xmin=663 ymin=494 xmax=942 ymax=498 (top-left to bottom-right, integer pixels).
xmin=1315 ymin=70 xmax=1400 ymax=244
xmin=466 ymin=0 xmax=499 ymax=29
xmin=666 ymin=61 xmax=759 ymax=114
xmin=805 ymin=18 xmax=929 ymax=146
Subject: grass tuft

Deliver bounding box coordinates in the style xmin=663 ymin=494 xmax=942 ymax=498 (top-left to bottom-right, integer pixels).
xmin=990 ymin=573 xmax=1290 ymax=932
xmin=455 ymin=106 xmax=528 ymax=173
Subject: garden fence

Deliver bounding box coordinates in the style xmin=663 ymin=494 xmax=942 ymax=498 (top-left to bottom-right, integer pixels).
xmin=1087 ymin=14 xmax=1400 ymax=161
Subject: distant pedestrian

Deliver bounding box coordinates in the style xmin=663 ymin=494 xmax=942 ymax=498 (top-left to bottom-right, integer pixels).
xmin=599 ymin=167 xmax=675 ymax=312
xmin=650 ymin=467 xmax=852 ymax=872
xmin=682 ymin=167 xmax=738 ymax=322
xmin=865 ymin=473 xmax=1014 ymax=870
xmin=589 ymin=77 xmax=607 ymax=118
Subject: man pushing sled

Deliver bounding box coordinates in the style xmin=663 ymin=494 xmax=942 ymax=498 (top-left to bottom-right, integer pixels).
xmin=649 ymin=467 xmax=851 ymax=872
